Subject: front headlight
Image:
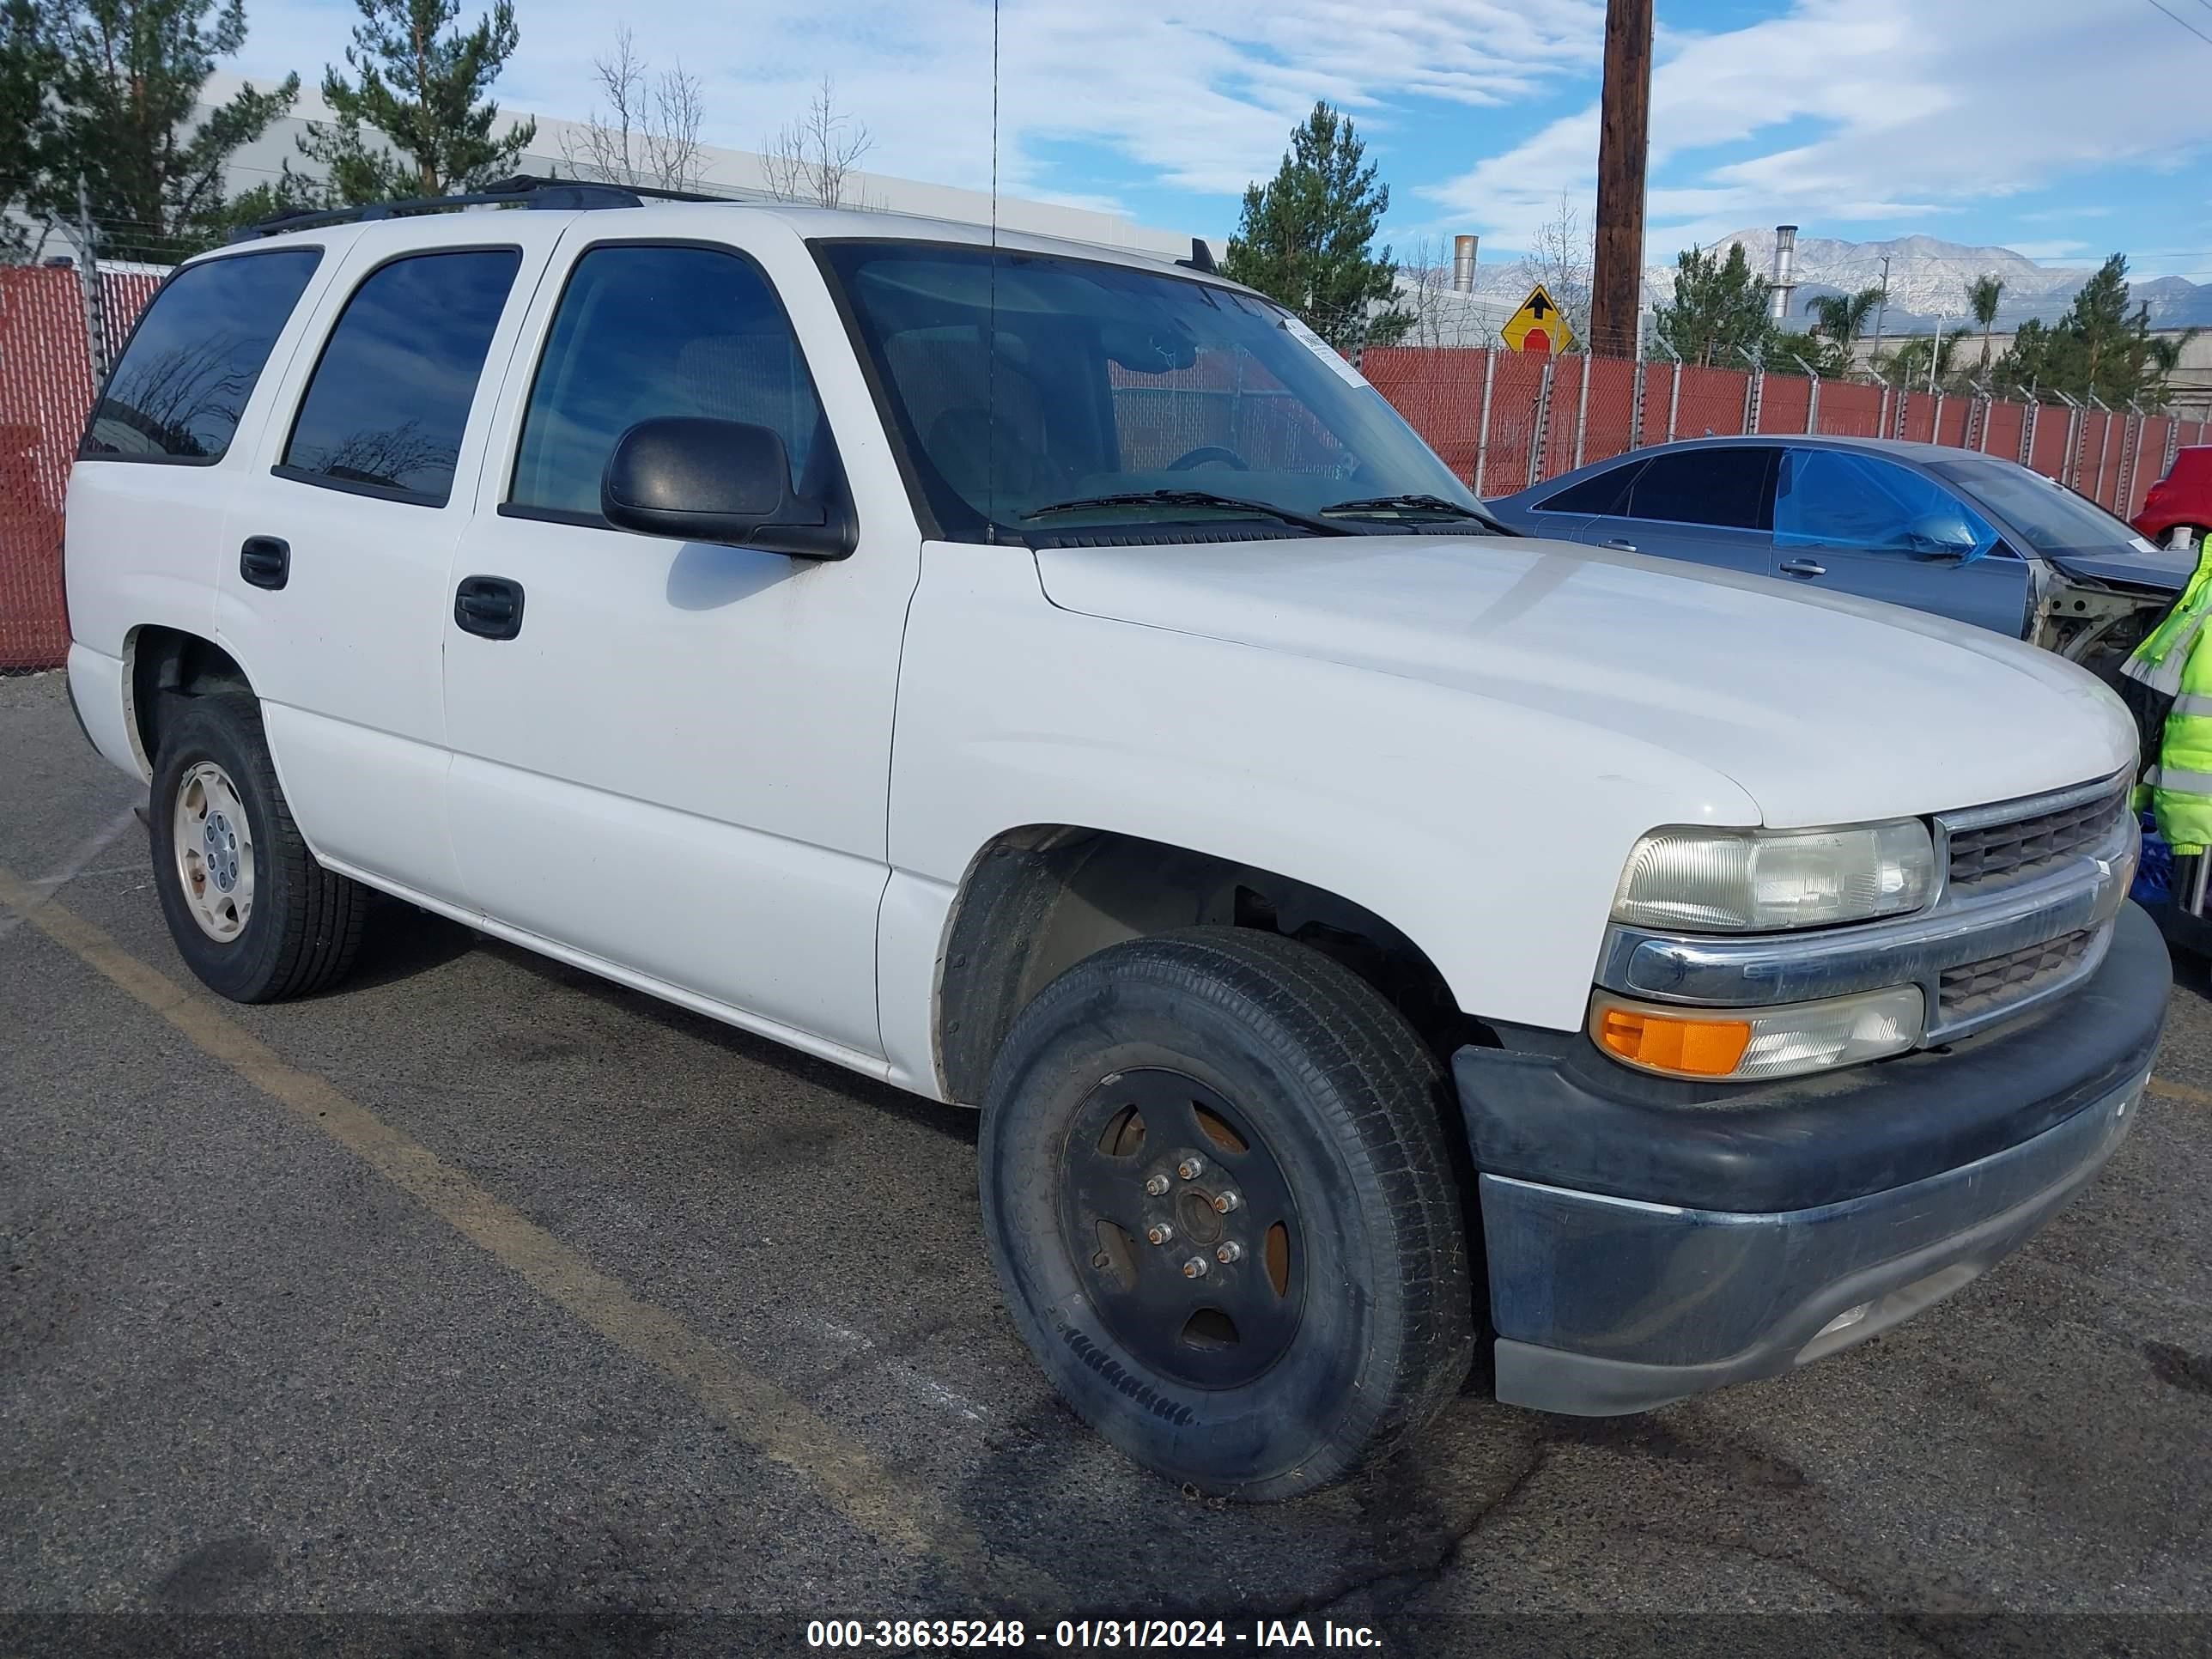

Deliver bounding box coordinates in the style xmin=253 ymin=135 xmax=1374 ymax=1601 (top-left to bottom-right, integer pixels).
xmin=1612 ymin=819 xmax=1935 ymax=933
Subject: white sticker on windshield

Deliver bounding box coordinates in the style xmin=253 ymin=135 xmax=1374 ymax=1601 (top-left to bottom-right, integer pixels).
xmin=1280 ymin=313 xmax=1372 ymax=390
xmin=2132 ymin=535 xmax=2162 ymax=555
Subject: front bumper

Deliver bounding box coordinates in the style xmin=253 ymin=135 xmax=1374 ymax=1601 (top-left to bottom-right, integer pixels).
xmin=1457 ymin=900 xmax=2169 ymax=1417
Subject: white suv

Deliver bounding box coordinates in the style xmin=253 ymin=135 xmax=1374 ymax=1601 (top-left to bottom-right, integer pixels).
xmin=63 ymin=178 xmax=2166 ymax=1500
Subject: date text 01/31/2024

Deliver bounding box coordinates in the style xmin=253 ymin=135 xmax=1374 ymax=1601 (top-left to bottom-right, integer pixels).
xmin=805 ymin=1619 xmax=1384 ymax=1650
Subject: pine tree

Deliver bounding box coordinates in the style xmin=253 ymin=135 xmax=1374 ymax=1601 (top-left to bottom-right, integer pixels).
xmin=1220 ymin=101 xmax=1407 ymax=352
xmin=0 ymin=0 xmax=59 ymax=256
xmin=1995 ymin=255 xmax=2197 ymax=407
xmin=41 ymin=0 xmax=297 ymax=258
xmin=1652 ymin=242 xmax=1773 ymax=368
xmin=301 ymin=0 xmax=535 ymax=204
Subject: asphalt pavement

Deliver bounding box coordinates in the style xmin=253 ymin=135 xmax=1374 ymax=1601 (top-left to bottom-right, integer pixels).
xmin=4 ymin=665 xmax=2211 ymax=1656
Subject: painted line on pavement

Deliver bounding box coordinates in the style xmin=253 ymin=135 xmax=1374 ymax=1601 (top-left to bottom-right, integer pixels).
xmin=2150 ymin=1075 xmax=2212 ymax=1109
xmin=0 ymin=864 xmax=1058 ymax=1607
xmin=0 ymin=801 xmax=141 ymax=941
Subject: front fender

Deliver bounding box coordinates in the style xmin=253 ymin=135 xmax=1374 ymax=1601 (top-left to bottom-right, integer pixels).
xmin=889 ymin=543 xmax=1759 ymax=1036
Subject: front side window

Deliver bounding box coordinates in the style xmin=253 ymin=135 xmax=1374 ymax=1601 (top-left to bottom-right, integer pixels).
xmin=280 ymin=248 xmax=521 ymax=506
xmin=509 ymin=244 xmax=825 ymax=521
xmin=1625 ymin=447 xmax=1775 ymax=530
xmin=816 ymin=240 xmax=1486 ymax=542
xmin=82 ymin=248 xmax=322 ymax=461
xmin=1780 ymin=450 xmax=1997 ymax=557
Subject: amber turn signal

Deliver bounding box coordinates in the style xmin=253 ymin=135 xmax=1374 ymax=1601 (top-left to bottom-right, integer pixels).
xmin=1595 ymin=1006 xmax=1753 ymax=1078
xmin=1589 ymin=985 xmax=1924 ymax=1083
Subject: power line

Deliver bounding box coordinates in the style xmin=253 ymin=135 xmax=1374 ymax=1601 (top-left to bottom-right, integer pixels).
xmin=2144 ymin=0 xmax=2212 ymax=46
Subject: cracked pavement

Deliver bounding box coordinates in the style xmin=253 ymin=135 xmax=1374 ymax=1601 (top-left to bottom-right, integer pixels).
xmin=3 ymin=666 xmax=2210 ymax=1655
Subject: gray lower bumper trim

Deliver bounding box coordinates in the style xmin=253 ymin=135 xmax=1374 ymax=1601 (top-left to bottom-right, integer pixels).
xmin=1486 ymin=1065 xmax=2146 ymax=1417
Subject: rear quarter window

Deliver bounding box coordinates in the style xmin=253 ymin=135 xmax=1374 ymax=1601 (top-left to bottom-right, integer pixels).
xmin=80 ymin=248 xmax=323 ymax=463
xmin=1537 ymin=461 xmax=1643 ymax=516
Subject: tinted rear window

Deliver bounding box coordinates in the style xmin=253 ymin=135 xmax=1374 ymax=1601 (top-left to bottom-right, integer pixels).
xmin=1626 ymin=447 xmax=1775 ymax=530
xmin=81 ymin=249 xmax=322 ymax=462
xmin=279 ymin=249 xmax=521 ymax=506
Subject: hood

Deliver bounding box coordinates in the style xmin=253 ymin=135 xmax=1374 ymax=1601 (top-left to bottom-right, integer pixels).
xmin=2044 ymin=538 xmax=2193 ymax=592
xmin=1033 ymin=533 xmax=2138 ymax=829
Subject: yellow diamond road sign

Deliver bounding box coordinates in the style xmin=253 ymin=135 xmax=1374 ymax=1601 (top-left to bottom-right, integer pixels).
xmin=1501 ymin=283 xmax=1574 ymax=355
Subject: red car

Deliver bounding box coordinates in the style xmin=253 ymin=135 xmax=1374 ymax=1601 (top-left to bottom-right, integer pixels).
xmin=2136 ymin=445 xmax=2212 ymax=551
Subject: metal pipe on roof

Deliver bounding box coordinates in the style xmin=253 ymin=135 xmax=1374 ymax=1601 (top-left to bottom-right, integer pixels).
xmin=1768 ymin=224 xmax=1797 ymax=322
xmin=1452 ymin=235 xmax=1478 ymax=294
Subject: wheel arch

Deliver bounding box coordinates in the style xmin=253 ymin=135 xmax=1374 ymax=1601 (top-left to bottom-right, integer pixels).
xmin=124 ymin=624 xmax=255 ymax=777
xmin=933 ymin=823 xmax=1487 ymax=1108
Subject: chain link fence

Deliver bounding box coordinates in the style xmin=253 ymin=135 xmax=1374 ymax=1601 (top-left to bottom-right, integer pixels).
xmin=1 ymin=251 xmax=163 ymax=668
xmin=4 ymin=248 xmax=2211 ymax=671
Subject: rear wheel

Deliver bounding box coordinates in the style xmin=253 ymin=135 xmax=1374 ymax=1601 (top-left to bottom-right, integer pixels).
xmin=980 ymin=927 xmax=1474 ymax=1501
xmin=150 ymin=692 xmax=370 ymax=1002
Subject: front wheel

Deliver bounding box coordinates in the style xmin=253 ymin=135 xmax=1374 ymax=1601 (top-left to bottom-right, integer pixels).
xmin=980 ymin=927 xmax=1474 ymax=1501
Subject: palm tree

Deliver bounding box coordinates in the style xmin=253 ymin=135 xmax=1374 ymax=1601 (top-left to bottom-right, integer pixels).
xmin=1968 ymin=273 xmax=2006 ymax=378
xmin=1803 ymin=285 xmax=1885 ymax=372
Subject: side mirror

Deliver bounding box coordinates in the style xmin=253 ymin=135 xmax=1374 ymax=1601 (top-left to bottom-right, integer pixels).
xmin=1904 ymin=512 xmax=1978 ymax=562
xmin=602 ymin=416 xmax=855 ymax=559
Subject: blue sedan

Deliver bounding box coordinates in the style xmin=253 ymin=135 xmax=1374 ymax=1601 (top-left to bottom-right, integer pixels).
xmin=1486 ymin=435 xmax=2191 ymax=678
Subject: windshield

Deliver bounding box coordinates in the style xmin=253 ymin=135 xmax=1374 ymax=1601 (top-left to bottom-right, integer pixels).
xmin=816 ymin=240 xmax=1482 ymax=542
xmin=1932 ymin=458 xmax=2143 ymax=555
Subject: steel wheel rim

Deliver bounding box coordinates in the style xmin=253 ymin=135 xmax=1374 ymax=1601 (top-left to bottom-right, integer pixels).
xmin=173 ymin=760 xmax=254 ymax=942
xmin=1059 ymin=1066 xmax=1306 ymax=1391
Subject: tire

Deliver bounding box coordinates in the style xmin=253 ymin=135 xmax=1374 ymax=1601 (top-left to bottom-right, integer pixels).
xmin=149 ymin=691 xmax=369 ymax=1002
xmin=980 ymin=927 xmax=1475 ymax=1501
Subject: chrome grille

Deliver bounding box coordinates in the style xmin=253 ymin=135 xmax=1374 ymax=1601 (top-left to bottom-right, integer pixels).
xmin=1938 ymin=929 xmax=2097 ymax=1022
xmin=1944 ymin=785 xmax=2130 ymax=894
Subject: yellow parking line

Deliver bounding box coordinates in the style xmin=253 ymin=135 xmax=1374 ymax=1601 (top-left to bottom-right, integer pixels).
xmin=2150 ymin=1075 xmax=2212 ymax=1109
xmin=0 ymin=866 xmax=1055 ymax=1606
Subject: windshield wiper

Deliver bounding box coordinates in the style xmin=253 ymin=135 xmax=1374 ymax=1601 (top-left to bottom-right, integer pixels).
xmin=1020 ymin=489 xmax=1352 ymax=537
xmin=1320 ymin=493 xmax=1507 ymax=530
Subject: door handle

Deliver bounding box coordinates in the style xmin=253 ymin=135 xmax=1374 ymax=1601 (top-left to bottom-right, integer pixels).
xmin=239 ymin=536 xmax=289 ymax=591
xmin=1778 ymin=558 xmax=1827 ymax=578
xmin=453 ymin=574 xmax=525 ymax=641
xmin=1602 ymin=538 xmax=1638 ymax=553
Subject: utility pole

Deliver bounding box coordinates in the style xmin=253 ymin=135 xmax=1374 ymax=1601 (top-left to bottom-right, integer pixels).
xmin=1869 ymin=253 xmax=1893 ymax=369
xmin=1588 ymin=0 xmax=1653 ymax=361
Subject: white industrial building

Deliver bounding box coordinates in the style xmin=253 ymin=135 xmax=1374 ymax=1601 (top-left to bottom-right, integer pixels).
xmin=191 ymin=73 xmax=1208 ymax=264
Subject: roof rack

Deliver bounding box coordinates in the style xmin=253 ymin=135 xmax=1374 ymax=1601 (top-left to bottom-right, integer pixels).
xmin=228 ymin=173 xmax=735 ymax=243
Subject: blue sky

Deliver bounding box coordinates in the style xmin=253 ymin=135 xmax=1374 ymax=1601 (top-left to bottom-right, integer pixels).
xmin=231 ymin=0 xmax=2212 ymax=281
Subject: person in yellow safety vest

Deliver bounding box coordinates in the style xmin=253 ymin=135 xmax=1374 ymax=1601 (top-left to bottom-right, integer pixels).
xmin=2125 ymin=535 xmax=2212 ymax=856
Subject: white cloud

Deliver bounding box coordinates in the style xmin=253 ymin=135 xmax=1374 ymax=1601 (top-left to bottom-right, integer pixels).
xmin=2009 ymin=240 xmax=2093 ymax=261
xmin=236 ymin=0 xmax=1604 ymax=210
xmin=1419 ymin=0 xmax=2212 ymax=258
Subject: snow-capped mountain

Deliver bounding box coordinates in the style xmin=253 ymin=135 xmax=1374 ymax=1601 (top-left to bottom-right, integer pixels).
xmin=1684 ymin=228 xmax=2212 ymax=333
xmin=1447 ymin=229 xmax=2210 ymax=334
